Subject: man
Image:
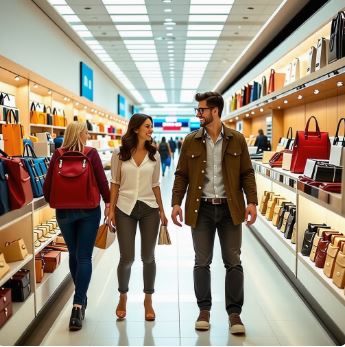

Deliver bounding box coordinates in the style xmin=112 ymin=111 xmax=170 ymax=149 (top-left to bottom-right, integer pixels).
xmin=171 ymin=92 xmax=257 ymax=334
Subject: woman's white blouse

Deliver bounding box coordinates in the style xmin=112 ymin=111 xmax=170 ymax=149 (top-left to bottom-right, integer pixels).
xmin=110 ymin=147 xmax=161 ymax=215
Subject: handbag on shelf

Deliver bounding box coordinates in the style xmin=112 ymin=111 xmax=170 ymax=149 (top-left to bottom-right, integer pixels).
xmin=277 ymin=203 xmax=295 ymax=230
xmin=269 ymin=150 xmax=291 ymax=168
xmin=236 ymin=93 xmax=243 ymax=109
xmin=332 ymin=243 xmax=345 ymax=289
xmin=265 ymin=195 xmax=282 ymax=221
xmin=283 ymin=207 xmax=296 ymax=239
xmin=290 ymin=116 xmax=331 ymax=174
xmin=0 ymin=160 xmax=10 ymax=216
xmin=2 ymin=108 xmax=24 ymax=156
xmin=250 ymin=81 xmax=261 ymax=102
xmin=328 ymin=11 xmax=345 ymax=64
xmin=261 ymin=76 xmax=267 ymax=97
xmin=323 ymin=237 xmax=345 ymax=277
xmin=35 ymin=256 xmax=45 ymax=283
xmin=2 ymin=238 xmax=28 ymax=263
xmin=0 ymin=287 xmax=13 ymax=328
xmin=272 ymin=199 xmax=287 ymax=226
xmin=329 ymin=118 xmax=345 ymax=166
xmin=291 ymin=224 xmax=297 ymax=244
xmin=30 ymin=102 xmax=46 ymax=125
xmin=319 ymin=182 xmax=342 ymax=193
xmin=0 ymin=253 xmax=10 ymax=280
xmin=259 ymin=191 xmax=274 ymax=214
xmin=230 ymin=95 xmax=237 ymax=112
xmin=290 ymin=58 xmax=300 ymax=83
xmin=301 ymin=224 xmax=330 ymax=256
xmin=158 ymin=225 xmax=171 ymax=245
xmin=44 ymin=105 xmax=53 ymax=126
xmin=306 ymin=46 xmax=317 ymax=74
xmin=315 ymin=37 xmax=329 ymax=71
xmin=3 ymin=269 xmax=31 ymax=302
xmin=277 ymin=127 xmax=294 ymax=152
xmin=95 ymin=221 xmax=116 ymax=249
xmin=268 ymin=69 xmax=285 ymax=94
xmin=284 ymin=63 xmax=292 ymax=86
xmin=262 ymin=151 xmax=276 ymax=164
xmin=41 ymin=251 xmax=61 ymax=273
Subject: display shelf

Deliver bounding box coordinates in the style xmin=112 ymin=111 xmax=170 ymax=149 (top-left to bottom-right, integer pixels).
xmin=35 ymin=251 xmax=70 ymax=313
xmin=0 ymin=204 xmax=32 ymax=230
xmin=0 ymin=254 xmax=33 ymax=287
xmin=0 ymin=293 xmax=35 ymax=345
xmin=30 ymin=123 xmax=52 ymax=129
xmin=34 ymin=230 xmax=61 ymax=255
xmin=53 ymin=125 xmax=66 ymax=130
xmin=0 ymin=120 xmax=5 ymax=124
xmin=32 ymin=196 xmax=48 ymax=210
xmin=254 ymin=213 xmax=296 ymax=274
xmin=89 ymin=131 xmax=109 ymax=136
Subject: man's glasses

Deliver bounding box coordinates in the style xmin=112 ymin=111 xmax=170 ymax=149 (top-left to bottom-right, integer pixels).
xmin=194 ymin=107 xmax=214 ymax=116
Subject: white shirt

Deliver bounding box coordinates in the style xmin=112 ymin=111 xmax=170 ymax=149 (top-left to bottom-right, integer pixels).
xmin=110 ymin=147 xmax=160 ymax=215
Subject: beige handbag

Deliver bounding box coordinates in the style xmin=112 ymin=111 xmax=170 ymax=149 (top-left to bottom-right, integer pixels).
xmin=262 ymin=151 xmax=276 ymax=164
xmin=284 ymin=63 xmax=292 ymax=86
xmin=280 ymin=211 xmax=290 ymax=234
xmin=290 ymin=58 xmax=300 ymax=83
xmin=306 ymin=46 xmax=317 ymax=74
xmin=332 ymin=243 xmax=345 ymax=289
xmin=315 ymin=37 xmax=329 ymax=71
xmin=0 ymin=253 xmax=10 ymax=279
xmin=259 ymin=191 xmax=274 ymax=214
xmin=282 ymin=152 xmax=293 ymax=171
xmin=324 ymin=238 xmax=345 ymax=278
xmin=272 ymin=204 xmax=284 ymax=226
xmin=291 ymin=224 xmax=297 ymax=244
xmin=3 ymin=238 xmax=28 ymax=263
xmin=265 ymin=195 xmax=281 ymax=221
xmin=158 ymin=225 xmax=171 ymax=245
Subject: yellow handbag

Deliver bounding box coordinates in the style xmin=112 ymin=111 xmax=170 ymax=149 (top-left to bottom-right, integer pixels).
xmin=3 ymin=109 xmax=24 ymax=156
xmin=265 ymin=195 xmax=281 ymax=221
xmin=0 ymin=253 xmax=10 ymax=279
xmin=230 ymin=95 xmax=237 ymax=112
xmin=30 ymin=102 xmax=46 ymax=124
xmin=3 ymin=238 xmax=28 ymax=263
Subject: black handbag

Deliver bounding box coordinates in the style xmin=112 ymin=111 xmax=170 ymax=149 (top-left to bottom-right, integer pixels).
xmin=86 ymin=119 xmax=93 ymax=131
xmin=0 ymin=161 xmax=10 ymax=216
xmin=4 ymin=269 xmax=31 ymax=302
xmin=284 ymin=207 xmax=296 ymax=239
xmin=312 ymin=162 xmax=342 ymax=183
xmin=329 ymin=11 xmax=345 ymax=64
xmin=301 ymin=223 xmax=330 ymax=256
xmin=44 ymin=105 xmax=53 ymax=125
xmin=277 ymin=202 xmax=294 ymax=230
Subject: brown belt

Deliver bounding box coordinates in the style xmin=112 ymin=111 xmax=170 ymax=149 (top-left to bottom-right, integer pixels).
xmin=201 ymin=197 xmax=227 ymax=205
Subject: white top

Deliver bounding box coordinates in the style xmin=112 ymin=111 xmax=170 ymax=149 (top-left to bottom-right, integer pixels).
xmin=110 ymin=147 xmax=161 ymax=215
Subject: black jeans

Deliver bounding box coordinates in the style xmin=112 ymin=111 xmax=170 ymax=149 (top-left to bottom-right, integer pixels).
xmin=56 ymin=206 xmax=101 ymax=305
xmin=115 ymin=201 xmax=160 ymax=294
xmin=191 ymin=202 xmax=243 ymax=315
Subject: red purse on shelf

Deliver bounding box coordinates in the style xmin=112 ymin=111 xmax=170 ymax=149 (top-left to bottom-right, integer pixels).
xmin=290 ymin=116 xmax=331 ymax=174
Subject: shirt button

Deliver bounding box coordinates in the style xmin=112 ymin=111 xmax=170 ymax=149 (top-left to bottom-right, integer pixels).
xmin=192 ymin=155 xmax=194 ymax=158
xmin=203 ymin=160 xmax=206 ymax=163
xmin=234 ymin=153 xmax=237 ymax=155
xmin=198 ymin=186 xmax=202 ymax=190
xmin=201 ymin=170 xmax=205 ymax=173
xmin=194 ymin=209 xmax=198 ymax=213
xmin=196 ymin=198 xmax=199 ymax=202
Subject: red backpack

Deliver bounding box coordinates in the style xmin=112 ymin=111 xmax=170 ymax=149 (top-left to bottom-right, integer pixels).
xmin=49 ymin=147 xmax=100 ymax=209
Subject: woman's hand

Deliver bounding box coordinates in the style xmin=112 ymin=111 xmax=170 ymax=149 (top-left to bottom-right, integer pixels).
xmin=107 ymin=209 xmax=116 ymax=229
xmin=160 ymin=211 xmax=168 ymax=226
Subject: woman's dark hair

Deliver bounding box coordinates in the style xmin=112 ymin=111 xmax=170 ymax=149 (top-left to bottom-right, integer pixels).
xmin=161 ymin=137 xmax=166 ymax=143
xmin=258 ymin=129 xmax=264 ymax=136
xmin=119 ymin=113 xmax=156 ymax=161
xmin=195 ymin=91 xmax=224 ymax=117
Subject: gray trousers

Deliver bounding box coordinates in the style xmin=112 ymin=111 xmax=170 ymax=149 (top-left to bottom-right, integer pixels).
xmin=115 ymin=201 xmax=160 ymax=294
xmin=192 ymin=202 xmax=243 ymax=315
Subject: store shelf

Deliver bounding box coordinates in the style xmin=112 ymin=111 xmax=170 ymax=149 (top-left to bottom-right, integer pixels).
xmin=0 ymin=204 xmax=32 ymax=230
xmin=254 ymin=213 xmax=296 ymax=274
xmin=34 ymin=230 xmax=61 ymax=255
xmin=0 ymin=254 xmax=33 ymax=287
xmin=32 ymin=196 xmax=48 ymax=210
xmin=224 ymin=57 xmax=345 ymax=121
xmin=30 ymin=123 xmax=52 ymax=129
xmin=0 ymin=293 xmax=35 ymax=345
xmin=297 ymin=253 xmax=345 ymax=334
xmin=35 ymin=251 xmax=70 ymax=313
xmin=53 ymin=125 xmax=66 ymax=130
xmin=98 ymin=148 xmax=114 ymax=152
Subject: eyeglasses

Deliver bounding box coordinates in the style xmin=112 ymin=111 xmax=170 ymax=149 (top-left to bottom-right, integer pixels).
xmin=194 ymin=107 xmax=214 ymax=115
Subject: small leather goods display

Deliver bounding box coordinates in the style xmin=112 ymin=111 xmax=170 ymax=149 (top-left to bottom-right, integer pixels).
xmin=33 ymin=231 xmax=41 ymax=249
xmin=0 ymin=160 xmax=10 ymax=216
xmin=30 ymin=102 xmax=46 ymax=125
xmin=158 ymin=225 xmax=172 ymax=245
xmin=332 ymin=243 xmax=345 ymax=289
xmin=282 ymin=151 xmax=293 ymax=171
xmin=267 ymin=69 xmax=285 ymax=94
xmin=0 ymin=253 xmax=10 ymax=279
xmin=0 ymin=149 xmax=33 ymax=210
xmin=277 ymin=127 xmax=294 ymax=151
xmin=315 ymin=37 xmax=329 ymax=71
xmin=265 ymin=195 xmax=282 ymax=221
xmin=306 ymin=46 xmax=317 ymax=74
xmin=328 ymin=11 xmax=345 ymax=64
xmin=301 ymin=224 xmax=330 ymax=256
xmin=41 ymin=250 xmax=61 ymax=273
xmin=2 ymin=108 xmax=24 ymax=157
xmin=259 ymin=191 xmax=274 ymax=214
xmin=277 ymin=202 xmax=295 ymax=230
xmin=290 ymin=116 xmax=331 ymax=174
xmin=310 ymin=229 xmax=338 ymax=262
xmin=312 ymin=162 xmax=342 ymax=183
xmin=0 ymin=287 xmax=13 ymax=328
xmin=290 ymin=58 xmax=300 ymax=83
xmin=272 ymin=199 xmax=287 ymax=226
xmin=269 ymin=150 xmax=292 ymax=168
xmin=283 ymin=207 xmax=296 ymax=239
xmin=319 ymin=182 xmax=342 ymax=193
xmin=291 ymin=224 xmax=297 ymax=244
xmin=35 ymin=255 xmax=45 ymax=283
xmin=323 ymin=236 xmax=345 ymax=278
xmin=95 ymin=222 xmax=116 ymax=249
xmin=4 ymin=269 xmax=31 ymax=302
xmin=2 ymin=238 xmax=28 ymax=263
xmin=329 ymin=117 xmax=345 ymax=166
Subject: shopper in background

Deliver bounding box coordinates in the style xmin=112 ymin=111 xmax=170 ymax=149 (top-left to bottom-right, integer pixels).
xmin=108 ymin=113 xmax=168 ymax=322
xmin=158 ymin=136 xmax=172 ymax=177
xmin=177 ymin=137 xmax=183 ymax=154
xmin=168 ymin=137 xmax=177 ymax=159
xmin=171 ymin=92 xmax=257 ymax=335
xmin=53 ymin=131 xmax=64 ymax=149
xmin=254 ymin=129 xmax=271 ymax=152
xmin=43 ymin=121 xmax=110 ymax=331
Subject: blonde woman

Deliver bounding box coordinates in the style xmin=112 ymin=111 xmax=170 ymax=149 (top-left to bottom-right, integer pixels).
xmin=43 ymin=121 xmax=110 ymax=331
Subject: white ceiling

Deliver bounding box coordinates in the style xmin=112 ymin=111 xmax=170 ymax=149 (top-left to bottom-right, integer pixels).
xmin=44 ymin=0 xmax=284 ymax=111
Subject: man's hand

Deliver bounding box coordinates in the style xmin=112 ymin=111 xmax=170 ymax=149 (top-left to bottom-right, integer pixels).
xmin=171 ymin=205 xmax=183 ymax=227
xmin=245 ymin=203 xmax=257 ymax=226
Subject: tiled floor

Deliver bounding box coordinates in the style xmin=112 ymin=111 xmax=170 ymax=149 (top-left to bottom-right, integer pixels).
xmin=38 ymin=158 xmax=335 ymax=346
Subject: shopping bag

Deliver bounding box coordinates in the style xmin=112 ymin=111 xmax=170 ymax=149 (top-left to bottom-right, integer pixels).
xmin=158 ymin=225 xmax=171 ymax=245
xmin=2 ymin=109 xmax=24 ymax=156
xmin=95 ymin=221 xmax=116 ymax=249
xmin=268 ymin=69 xmax=285 ymax=94
xmin=329 ymin=118 xmax=345 ymax=166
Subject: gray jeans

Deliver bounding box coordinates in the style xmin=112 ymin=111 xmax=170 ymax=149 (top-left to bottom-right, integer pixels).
xmin=115 ymin=201 xmax=160 ymax=294
xmin=192 ymin=201 xmax=243 ymax=315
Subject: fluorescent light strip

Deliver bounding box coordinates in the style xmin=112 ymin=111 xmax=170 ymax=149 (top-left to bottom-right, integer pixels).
xmin=54 ymin=5 xmax=75 ymax=15
xmin=77 ymin=31 xmax=93 ymax=38
xmin=190 ymin=5 xmax=232 ymax=14
xmin=123 ymin=40 xmax=155 ymax=45
xmin=116 ymin=25 xmax=152 ymax=31
xmin=48 ymin=0 xmax=67 ymax=4
xmin=187 ymin=31 xmax=222 ymax=37
xmin=186 ymin=40 xmax=217 ymax=45
xmin=118 ymin=31 xmax=152 ymax=37
xmin=191 ymin=0 xmax=234 ymax=3
xmin=103 ymin=0 xmax=145 ymax=4
xmin=150 ymin=90 xmax=168 ymax=103
xmin=189 ymin=15 xmax=228 ymax=21
xmin=105 ymin=5 xmax=147 ymax=14
xmin=63 ymin=15 xmax=81 ymax=22
xmin=188 ymin=25 xmax=224 ymax=30
xmin=111 ymin=15 xmax=149 ymax=22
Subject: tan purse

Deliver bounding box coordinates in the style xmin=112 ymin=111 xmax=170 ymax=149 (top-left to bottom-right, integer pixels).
xmin=158 ymin=225 xmax=171 ymax=245
xmin=259 ymin=191 xmax=274 ymax=214
xmin=324 ymin=238 xmax=345 ymax=278
xmin=291 ymin=224 xmax=297 ymax=244
xmin=0 ymin=253 xmax=10 ymax=279
xmin=265 ymin=195 xmax=281 ymax=221
xmin=95 ymin=221 xmax=116 ymax=249
xmin=3 ymin=238 xmax=28 ymax=263
xmin=280 ymin=211 xmax=290 ymax=234
xmin=262 ymin=151 xmax=276 ymax=164
xmin=272 ymin=199 xmax=287 ymax=226
xmin=282 ymin=151 xmax=293 ymax=171
xmin=332 ymin=243 xmax=345 ymax=289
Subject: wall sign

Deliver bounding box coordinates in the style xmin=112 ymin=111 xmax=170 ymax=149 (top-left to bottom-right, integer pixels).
xmin=80 ymin=62 xmax=93 ymax=101
xmin=118 ymin=94 xmax=126 ymax=117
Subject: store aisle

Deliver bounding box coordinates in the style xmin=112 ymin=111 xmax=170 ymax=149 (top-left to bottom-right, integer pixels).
xmin=38 ymin=157 xmax=335 ymax=346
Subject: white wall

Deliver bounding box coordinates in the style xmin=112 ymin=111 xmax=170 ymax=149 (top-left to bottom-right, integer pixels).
xmin=0 ymin=0 xmax=134 ymax=114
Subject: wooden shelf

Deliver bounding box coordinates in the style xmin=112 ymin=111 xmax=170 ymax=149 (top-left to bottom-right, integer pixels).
xmin=0 ymin=204 xmax=32 ymax=230
xmin=30 ymin=123 xmax=52 ymax=128
xmin=0 ymin=254 xmax=33 ymax=287
xmin=224 ymin=57 xmax=345 ymax=121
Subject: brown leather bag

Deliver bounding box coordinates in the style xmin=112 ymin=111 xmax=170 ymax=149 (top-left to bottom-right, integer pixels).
xmin=259 ymin=191 xmax=274 ymax=214
xmin=265 ymin=196 xmax=282 ymax=221
xmin=324 ymin=238 xmax=345 ymax=278
xmin=35 ymin=256 xmax=45 ymax=283
xmin=332 ymin=243 xmax=345 ymax=288
xmin=0 ymin=253 xmax=10 ymax=280
xmin=42 ymin=251 xmax=61 ymax=273
xmin=0 ymin=287 xmax=13 ymax=328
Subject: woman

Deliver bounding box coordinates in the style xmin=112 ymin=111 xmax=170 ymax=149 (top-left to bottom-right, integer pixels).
xmin=108 ymin=113 xmax=168 ymax=321
xmin=158 ymin=136 xmax=171 ymax=176
xmin=43 ymin=121 xmax=110 ymax=331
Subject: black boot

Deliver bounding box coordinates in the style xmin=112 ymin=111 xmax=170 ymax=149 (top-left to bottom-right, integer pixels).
xmin=81 ymin=297 xmax=87 ymax=320
xmin=69 ymin=307 xmax=83 ymax=331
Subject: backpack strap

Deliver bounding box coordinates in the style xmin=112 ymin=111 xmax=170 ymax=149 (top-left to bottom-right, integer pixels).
xmin=83 ymin=146 xmax=93 ymax=156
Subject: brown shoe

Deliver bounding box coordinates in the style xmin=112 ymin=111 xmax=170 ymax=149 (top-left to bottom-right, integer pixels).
xmin=229 ymin=313 xmax=245 ymax=335
xmin=195 ymin=310 xmax=210 ymax=331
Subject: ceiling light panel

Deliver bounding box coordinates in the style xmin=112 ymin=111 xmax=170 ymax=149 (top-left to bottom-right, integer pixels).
xmin=63 ymin=15 xmax=81 ymax=22
xmin=54 ymin=5 xmax=75 ymax=15
xmin=189 ymin=15 xmax=228 ymax=21
xmin=190 ymin=5 xmax=232 ymax=14
xmin=116 ymin=25 xmax=152 ymax=31
xmin=48 ymin=0 xmax=67 ymax=4
xmin=150 ymin=90 xmax=168 ymax=103
xmin=123 ymin=40 xmax=155 ymax=45
xmin=186 ymin=40 xmax=217 ymax=45
xmin=105 ymin=5 xmax=147 ymax=14
xmin=188 ymin=25 xmax=224 ymax=31
xmin=118 ymin=31 xmax=152 ymax=37
xmin=103 ymin=0 xmax=145 ymax=4
xmin=180 ymin=90 xmax=197 ymax=103
xmin=191 ymin=0 xmax=234 ymax=3
xmin=111 ymin=15 xmax=149 ymax=21
xmin=187 ymin=31 xmax=222 ymax=37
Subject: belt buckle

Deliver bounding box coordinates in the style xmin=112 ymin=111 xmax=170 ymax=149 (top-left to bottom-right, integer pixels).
xmin=212 ymin=198 xmax=221 ymax=205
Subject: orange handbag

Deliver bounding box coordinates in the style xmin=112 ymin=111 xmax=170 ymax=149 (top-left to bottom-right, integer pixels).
xmin=268 ymin=69 xmax=286 ymax=94
xmin=98 ymin=123 xmax=105 ymax=133
xmin=3 ymin=109 xmax=24 ymax=156
xmin=30 ymin=102 xmax=46 ymax=124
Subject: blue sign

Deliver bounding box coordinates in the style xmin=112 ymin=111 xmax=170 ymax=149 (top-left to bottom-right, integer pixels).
xmin=132 ymin=105 xmax=141 ymax=114
xmin=80 ymin=62 xmax=93 ymax=101
xmin=118 ymin=94 xmax=126 ymax=117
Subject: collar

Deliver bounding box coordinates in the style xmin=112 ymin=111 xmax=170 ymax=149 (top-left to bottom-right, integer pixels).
xmin=195 ymin=123 xmax=233 ymax=140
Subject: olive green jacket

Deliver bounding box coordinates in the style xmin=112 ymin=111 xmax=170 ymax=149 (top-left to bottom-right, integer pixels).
xmin=171 ymin=125 xmax=258 ymax=227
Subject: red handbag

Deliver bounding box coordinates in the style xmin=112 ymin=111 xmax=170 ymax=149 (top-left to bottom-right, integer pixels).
xmin=0 ymin=149 xmax=33 ymax=210
xmin=290 ymin=116 xmax=330 ymax=174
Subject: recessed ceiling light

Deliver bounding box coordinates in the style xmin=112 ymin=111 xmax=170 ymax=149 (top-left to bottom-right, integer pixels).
xmin=166 ymin=27 xmax=173 ymax=30
xmin=243 ymin=16 xmax=248 ymax=19
xmin=251 ymin=111 xmax=255 ymax=114
xmin=162 ymin=0 xmax=171 ymax=3
xmin=247 ymin=7 xmax=254 ymax=10
xmin=234 ymin=32 xmax=239 ymax=35
xmin=278 ymin=106 xmax=281 ymax=109
xmin=284 ymin=100 xmax=288 ymax=104
xmin=235 ymin=116 xmax=239 ymax=120
xmin=246 ymin=113 xmax=249 ymax=117
xmin=48 ymin=89 xmax=52 ymax=95
xmin=75 ymin=102 xmax=79 ymax=106
xmin=298 ymin=95 xmax=303 ymax=99
xmin=337 ymin=81 xmax=343 ymax=87
xmin=33 ymin=83 xmax=38 ymax=88
xmin=84 ymin=7 xmax=92 ymax=10
xmin=314 ymin=89 xmax=320 ymax=94
xmin=164 ymin=8 xmax=172 ymax=12
xmin=165 ymin=18 xmax=173 ymax=22
xmin=260 ymin=108 xmax=264 ymax=112
xmin=166 ymin=33 xmax=174 ymax=36
xmin=14 ymin=75 xmax=20 ymax=81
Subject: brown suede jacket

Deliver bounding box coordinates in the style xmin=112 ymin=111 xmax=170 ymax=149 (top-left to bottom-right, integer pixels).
xmin=171 ymin=125 xmax=258 ymax=227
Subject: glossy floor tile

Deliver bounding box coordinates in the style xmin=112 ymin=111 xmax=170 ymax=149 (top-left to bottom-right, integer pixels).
xmin=38 ymin=160 xmax=335 ymax=346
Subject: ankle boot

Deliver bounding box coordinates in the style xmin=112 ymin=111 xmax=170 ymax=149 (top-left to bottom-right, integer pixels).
xmin=69 ymin=307 xmax=83 ymax=331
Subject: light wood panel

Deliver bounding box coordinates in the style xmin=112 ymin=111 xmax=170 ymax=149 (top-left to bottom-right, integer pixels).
xmin=251 ymin=114 xmax=267 ymax=137
xmin=272 ymin=109 xmax=284 ymax=149
xmin=283 ymin=105 xmax=305 ymax=135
